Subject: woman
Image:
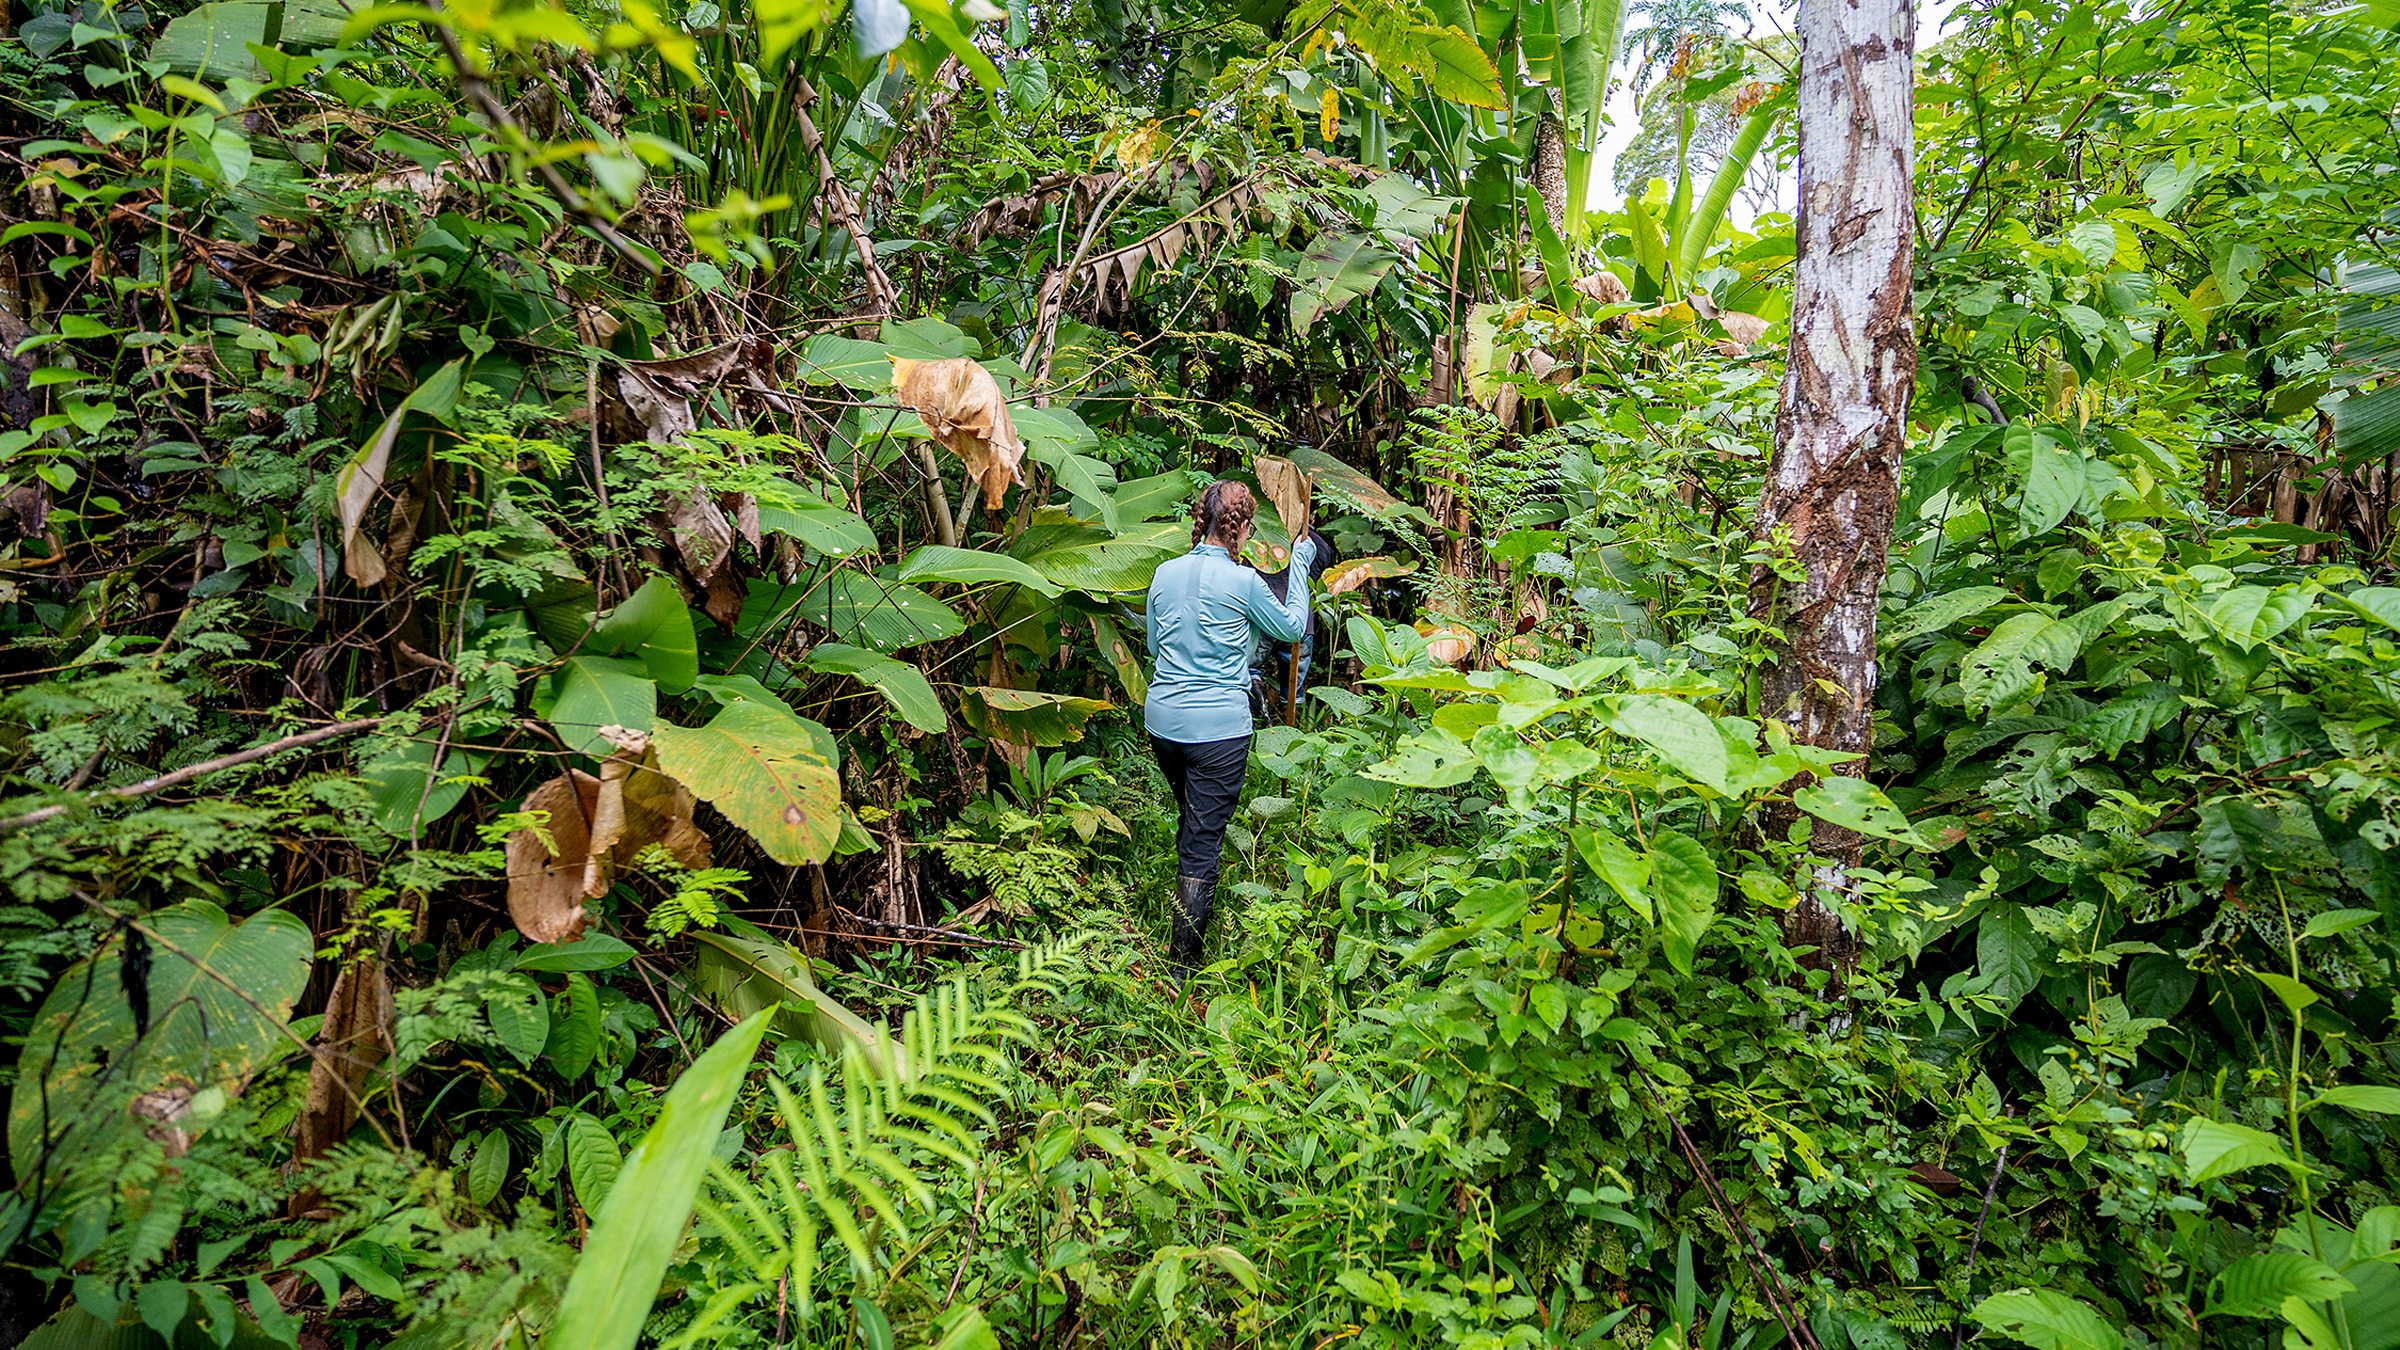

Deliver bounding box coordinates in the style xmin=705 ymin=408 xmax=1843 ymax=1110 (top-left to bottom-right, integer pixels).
xmin=1145 ymin=481 xmax=1317 ymax=982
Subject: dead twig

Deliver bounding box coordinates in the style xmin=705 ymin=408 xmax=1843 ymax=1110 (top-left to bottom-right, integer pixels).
xmin=0 ymin=718 xmax=384 ymax=832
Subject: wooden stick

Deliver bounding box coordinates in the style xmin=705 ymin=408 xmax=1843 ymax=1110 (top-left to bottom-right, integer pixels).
xmin=0 ymin=718 xmax=383 ymax=832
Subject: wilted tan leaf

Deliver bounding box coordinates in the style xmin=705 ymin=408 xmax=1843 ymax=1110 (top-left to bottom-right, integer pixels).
xmin=1573 ymin=271 xmax=1631 ymax=304
xmin=1322 ymin=555 xmax=1415 ymax=595
xmin=292 ymin=955 xmax=392 ymax=1186
xmin=589 ymin=726 xmax=710 ymax=887
xmin=890 ymin=356 xmax=1028 ymax=510
xmin=1421 ymin=623 xmax=1476 ymax=665
xmin=506 ymin=771 xmax=600 ymax=944
xmin=1719 ymin=311 xmax=1770 ymax=346
xmin=1256 ymin=455 xmax=1312 ymax=540
xmin=335 ymin=405 xmax=405 ymax=586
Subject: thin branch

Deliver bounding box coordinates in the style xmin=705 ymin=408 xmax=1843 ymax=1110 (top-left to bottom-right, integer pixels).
xmin=0 ymin=718 xmax=384 ymax=833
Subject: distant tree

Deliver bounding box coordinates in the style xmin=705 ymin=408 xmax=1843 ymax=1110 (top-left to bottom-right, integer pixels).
xmin=1618 ymin=0 xmax=1752 ymax=95
xmin=1612 ymin=35 xmax=1795 ymax=209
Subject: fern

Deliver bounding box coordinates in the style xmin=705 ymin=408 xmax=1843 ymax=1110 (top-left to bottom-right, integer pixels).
xmin=696 ymin=940 xmax=1079 ymax=1316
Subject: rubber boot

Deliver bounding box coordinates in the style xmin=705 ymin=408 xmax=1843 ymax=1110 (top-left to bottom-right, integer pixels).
xmin=1167 ymin=874 xmax=1214 ymax=985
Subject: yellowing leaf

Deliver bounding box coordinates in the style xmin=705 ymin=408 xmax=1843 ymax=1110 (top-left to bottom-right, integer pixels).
xmin=1320 ymin=85 xmax=1340 ymax=140
xmin=651 ymin=699 xmax=843 ymax=865
xmin=506 ymin=770 xmax=603 ymax=945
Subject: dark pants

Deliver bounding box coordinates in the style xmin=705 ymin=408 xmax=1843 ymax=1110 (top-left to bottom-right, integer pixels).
xmin=1149 ymin=734 xmax=1250 ymax=886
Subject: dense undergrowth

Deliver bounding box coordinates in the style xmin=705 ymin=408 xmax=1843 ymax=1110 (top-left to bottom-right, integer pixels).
xmin=4 ymin=0 xmax=2400 ymax=1346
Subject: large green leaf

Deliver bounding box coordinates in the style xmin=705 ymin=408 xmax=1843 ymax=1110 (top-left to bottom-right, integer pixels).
xmin=1601 ymin=694 xmax=1729 ymax=793
xmin=1027 ymin=445 xmax=1123 ymax=532
xmin=1366 ymin=731 xmax=1483 ymax=789
xmin=1792 ymin=776 xmax=1927 ymax=847
xmin=589 ymin=575 xmax=699 ymax=693
xmin=1291 ymin=231 xmax=1402 ymax=335
xmin=806 ymin=642 xmax=947 ymax=733
xmin=2180 ymin=1117 xmax=2296 ymax=1182
xmin=1418 ymin=23 xmax=1507 ymax=107
xmin=1648 ymin=830 xmax=1717 ymax=976
xmin=1977 ymin=905 xmax=2042 ymax=1008
xmin=1089 ymin=612 xmax=1148 ymax=708
xmin=892 ymin=545 xmax=1063 ymax=597
xmin=652 ymin=700 xmax=843 ymax=865
xmin=2203 ymin=1252 xmax=2351 ymax=1319
xmin=1009 ymin=521 xmax=1183 ymax=595
xmin=1880 ymin=585 xmax=2009 ymax=647
xmin=1114 ymin=470 xmax=1201 ymax=524
xmin=538 ymin=655 xmax=659 ymax=758
xmin=793 ymin=336 xmax=898 ymax=392
xmin=2205 ymin=585 xmax=2313 ymax=652
xmin=548 ymin=1009 xmax=773 ymax=1350
xmin=791 ymin=571 xmax=966 ymax=651
xmin=1571 ymin=823 xmax=1653 ymax=922
xmin=690 ymin=930 xmax=898 ymax=1074
xmin=1674 ymin=96 xmax=1783 ymax=282
xmin=755 ymin=480 xmax=876 ymax=558
xmin=1958 ymin=599 xmax=2133 ymax=714
xmin=361 ymin=738 xmax=491 ymax=839
xmin=11 ymin=902 xmax=312 ymax=1188
xmin=1969 ymin=1291 xmax=2121 ymax=1350
xmin=151 ymin=0 xmax=349 ymax=79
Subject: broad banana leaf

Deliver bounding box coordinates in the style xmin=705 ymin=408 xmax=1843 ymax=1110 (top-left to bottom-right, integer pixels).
xmin=651 ymin=700 xmax=843 ymax=865
xmin=789 ymin=571 xmax=966 ymax=650
xmin=960 ymin=687 xmax=1114 ymax=751
xmin=1291 ymin=231 xmax=1403 ymax=335
xmin=691 ymin=932 xmax=898 ymax=1074
xmin=548 ymin=1008 xmax=775 ymax=1350
xmin=12 ymin=902 xmax=312 ymax=1192
xmin=2335 ymin=265 xmax=2400 ymax=464
xmin=1673 ymin=96 xmax=1787 ymax=284
xmin=805 ymin=642 xmax=948 ymax=734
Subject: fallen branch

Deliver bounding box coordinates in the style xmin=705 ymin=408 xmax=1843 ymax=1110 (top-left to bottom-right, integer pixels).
xmin=0 ymin=718 xmax=384 ymax=832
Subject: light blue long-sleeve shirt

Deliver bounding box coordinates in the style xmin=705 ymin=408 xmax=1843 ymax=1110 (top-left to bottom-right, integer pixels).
xmin=1144 ymin=536 xmax=1317 ymax=744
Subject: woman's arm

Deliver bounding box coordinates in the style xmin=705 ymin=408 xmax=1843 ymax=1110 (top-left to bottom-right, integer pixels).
xmin=1241 ymin=534 xmax=1316 ymax=641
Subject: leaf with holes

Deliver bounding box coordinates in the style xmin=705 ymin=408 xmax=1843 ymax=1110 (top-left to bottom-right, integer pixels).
xmin=1792 ymin=776 xmax=1928 ymax=847
xmin=11 ymin=902 xmax=312 ymax=1189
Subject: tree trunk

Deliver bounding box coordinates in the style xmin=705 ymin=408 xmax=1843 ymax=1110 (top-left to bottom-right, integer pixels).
xmin=1746 ymin=0 xmax=1917 ymax=971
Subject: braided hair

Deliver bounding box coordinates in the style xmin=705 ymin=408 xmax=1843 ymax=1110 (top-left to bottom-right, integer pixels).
xmin=1191 ymin=480 xmax=1256 ymax=550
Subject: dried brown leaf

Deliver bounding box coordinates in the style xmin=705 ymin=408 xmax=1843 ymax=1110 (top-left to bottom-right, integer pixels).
xmin=1718 ymin=311 xmax=1770 ymax=346
xmin=890 ymin=356 xmax=1028 ymax=511
xmin=506 ymin=771 xmax=600 ymax=944
xmin=1573 ymin=271 xmax=1631 ymax=305
xmin=588 ymin=726 xmax=710 ymax=886
xmin=1256 ymin=456 xmax=1312 ymax=538
xmin=291 ymin=955 xmax=393 ymax=1187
